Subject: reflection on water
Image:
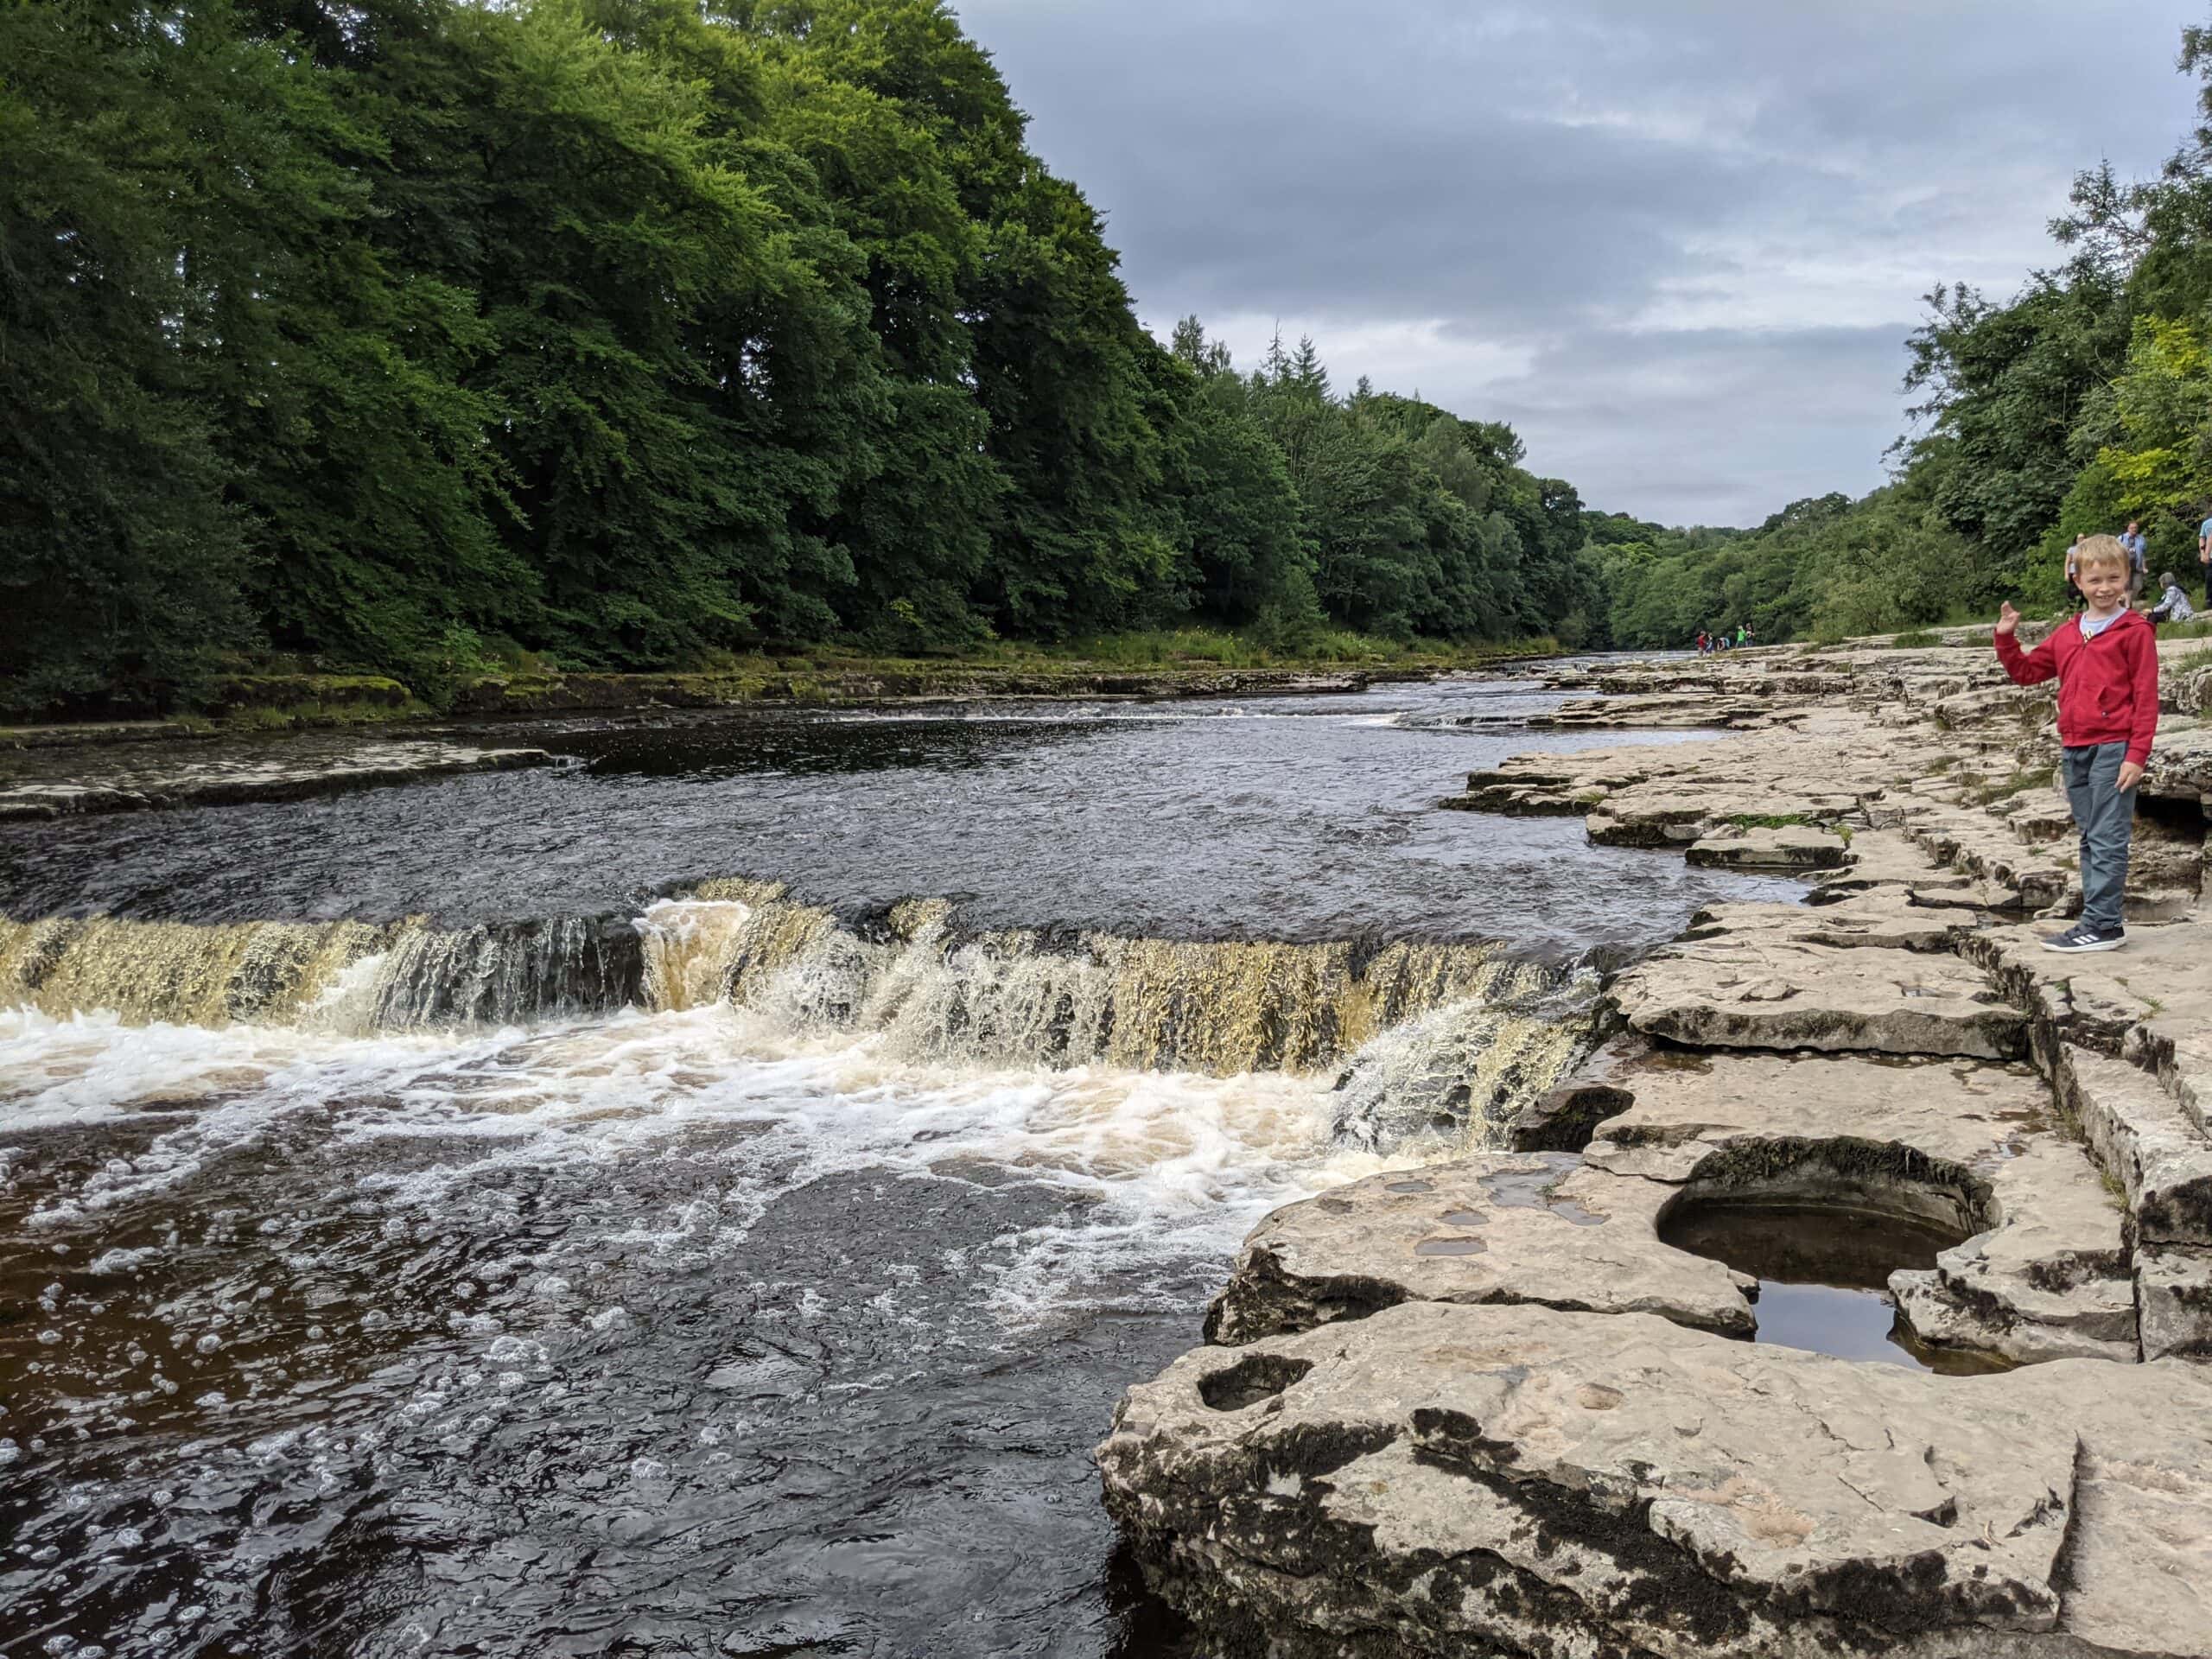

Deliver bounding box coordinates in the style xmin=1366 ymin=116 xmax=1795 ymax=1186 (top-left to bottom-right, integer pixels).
xmin=0 ymin=675 xmax=1795 ymax=950
xmin=1658 ymin=1204 xmax=2003 ymax=1374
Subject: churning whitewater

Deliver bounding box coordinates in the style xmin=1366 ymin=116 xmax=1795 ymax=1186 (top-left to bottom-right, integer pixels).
xmin=0 ymin=677 xmax=1792 ymax=1656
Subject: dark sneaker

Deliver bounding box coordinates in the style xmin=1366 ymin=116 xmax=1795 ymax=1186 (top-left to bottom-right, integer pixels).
xmin=2039 ymin=923 xmax=2126 ymax=954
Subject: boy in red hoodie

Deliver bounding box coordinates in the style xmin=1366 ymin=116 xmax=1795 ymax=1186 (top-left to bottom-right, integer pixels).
xmin=1994 ymin=534 xmax=2160 ymax=953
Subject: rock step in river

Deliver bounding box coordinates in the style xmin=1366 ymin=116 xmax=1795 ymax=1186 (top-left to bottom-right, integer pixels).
xmin=1101 ymin=638 xmax=2212 ymax=1658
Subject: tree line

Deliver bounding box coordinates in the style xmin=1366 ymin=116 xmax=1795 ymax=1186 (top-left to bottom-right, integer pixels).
xmin=1 ymin=0 xmax=1605 ymax=714
xmin=1592 ymin=14 xmax=2212 ymax=650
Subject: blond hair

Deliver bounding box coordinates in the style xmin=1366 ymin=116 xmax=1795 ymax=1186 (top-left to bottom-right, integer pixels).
xmin=2074 ymin=534 xmax=2130 ymax=577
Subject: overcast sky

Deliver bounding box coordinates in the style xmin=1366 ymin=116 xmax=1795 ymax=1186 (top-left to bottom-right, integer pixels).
xmin=953 ymin=1 xmax=2204 ymax=527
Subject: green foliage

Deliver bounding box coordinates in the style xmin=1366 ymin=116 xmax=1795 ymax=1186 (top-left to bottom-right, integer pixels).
xmin=3 ymin=0 xmax=1596 ymax=713
xmin=1586 ymin=16 xmax=2212 ymax=651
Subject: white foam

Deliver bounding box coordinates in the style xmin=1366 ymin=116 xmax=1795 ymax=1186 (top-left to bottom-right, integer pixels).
xmin=3 ymin=996 xmax=1440 ymax=1330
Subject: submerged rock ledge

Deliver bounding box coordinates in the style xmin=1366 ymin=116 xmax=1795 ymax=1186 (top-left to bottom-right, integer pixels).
xmin=1099 ymin=638 xmax=2212 ymax=1658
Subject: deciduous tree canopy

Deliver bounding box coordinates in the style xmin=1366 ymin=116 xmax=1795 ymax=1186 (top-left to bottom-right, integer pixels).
xmin=0 ymin=0 xmax=1604 ymax=711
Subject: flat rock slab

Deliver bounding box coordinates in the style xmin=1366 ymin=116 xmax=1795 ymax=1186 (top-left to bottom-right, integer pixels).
xmin=1688 ymin=893 xmax=1978 ymax=954
xmin=1581 ymin=1042 xmax=2057 ymax=1170
xmin=0 ymin=741 xmax=561 ymax=817
xmin=1687 ymin=823 xmax=1851 ymax=870
xmin=1205 ymin=1153 xmax=1754 ymax=1346
xmin=1574 ymin=1043 xmax=2132 ymax=1364
xmin=1611 ymin=937 xmax=2026 ymax=1059
xmin=1808 ymin=825 xmax=1980 ymax=894
xmin=1100 ymin=1300 xmax=2212 ymax=1658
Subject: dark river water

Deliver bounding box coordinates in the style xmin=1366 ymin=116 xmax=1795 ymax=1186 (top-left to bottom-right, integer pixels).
xmin=1 ymin=672 xmax=1776 ymax=951
xmin=1 ymin=671 xmax=1796 ymax=1658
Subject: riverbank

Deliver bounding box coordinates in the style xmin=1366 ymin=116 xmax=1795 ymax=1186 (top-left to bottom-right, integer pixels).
xmin=0 ymin=632 xmax=1562 ymax=746
xmin=1098 ymin=636 xmax=2212 ymax=1657
xmin=0 ymin=639 xmax=1565 ymax=821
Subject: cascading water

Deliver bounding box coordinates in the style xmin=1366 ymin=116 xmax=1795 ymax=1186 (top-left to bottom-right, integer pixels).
xmin=2 ymin=682 xmax=1785 ymax=1659
xmin=0 ymin=913 xmax=637 ymax=1033
xmin=639 ymin=881 xmax=1590 ymax=1097
xmin=3 ymin=886 xmax=1594 ymax=1152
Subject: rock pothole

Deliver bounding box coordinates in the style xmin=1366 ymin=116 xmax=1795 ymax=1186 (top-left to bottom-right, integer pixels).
xmin=1197 ymin=1352 xmax=1313 ymax=1411
xmin=1655 ymin=1139 xmax=2005 ymax=1370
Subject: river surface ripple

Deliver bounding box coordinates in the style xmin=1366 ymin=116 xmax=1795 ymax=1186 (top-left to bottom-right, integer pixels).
xmin=1 ymin=671 xmax=1794 ymax=1657
xmin=1 ymin=671 xmax=1778 ymax=950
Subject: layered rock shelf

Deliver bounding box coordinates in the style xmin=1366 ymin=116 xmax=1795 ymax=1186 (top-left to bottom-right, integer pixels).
xmin=1101 ymin=637 xmax=2212 ymax=1658
xmin=0 ymin=736 xmax=563 ymax=819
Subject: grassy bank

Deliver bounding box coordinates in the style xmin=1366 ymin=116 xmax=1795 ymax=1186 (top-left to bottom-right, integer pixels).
xmin=4 ymin=630 xmax=1563 ymax=741
xmin=704 ymin=627 xmax=1560 ymax=677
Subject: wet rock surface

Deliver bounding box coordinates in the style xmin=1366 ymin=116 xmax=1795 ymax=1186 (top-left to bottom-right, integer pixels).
xmin=1103 ymin=636 xmax=2212 ymax=1657
xmin=1204 ymin=1152 xmax=1756 ymax=1345
xmin=0 ymin=736 xmax=562 ymax=818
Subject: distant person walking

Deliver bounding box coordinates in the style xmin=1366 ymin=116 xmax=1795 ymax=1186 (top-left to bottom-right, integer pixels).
xmin=2120 ymin=521 xmax=2149 ymax=600
xmin=2065 ymin=534 xmax=2087 ymax=611
xmin=1735 ymin=623 xmax=1750 ymax=648
xmin=2147 ymin=572 xmax=2196 ymax=626
xmin=2198 ymin=510 xmax=2211 ymax=605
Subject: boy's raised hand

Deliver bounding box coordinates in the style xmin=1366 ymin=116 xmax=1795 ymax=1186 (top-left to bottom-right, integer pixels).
xmin=1996 ymin=601 xmax=2021 ymax=636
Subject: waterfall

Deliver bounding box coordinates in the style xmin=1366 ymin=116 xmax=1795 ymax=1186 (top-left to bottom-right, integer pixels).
xmin=0 ymin=916 xmax=391 ymax=1027
xmin=627 ymin=887 xmax=1597 ymax=1138
xmin=0 ymin=913 xmax=637 ymax=1032
xmin=1325 ymin=960 xmax=1599 ymax=1149
xmin=3 ymin=886 xmax=1598 ymax=1144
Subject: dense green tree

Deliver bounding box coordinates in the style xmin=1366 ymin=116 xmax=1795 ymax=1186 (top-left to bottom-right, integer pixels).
xmin=0 ymin=0 xmax=254 ymax=709
xmin=2 ymin=0 xmax=1641 ymax=713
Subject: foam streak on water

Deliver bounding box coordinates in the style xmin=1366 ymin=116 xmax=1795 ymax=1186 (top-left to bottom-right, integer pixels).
xmin=1 ymin=962 xmax=1507 ymax=1656
xmin=0 ymin=675 xmax=1742 ymax=1656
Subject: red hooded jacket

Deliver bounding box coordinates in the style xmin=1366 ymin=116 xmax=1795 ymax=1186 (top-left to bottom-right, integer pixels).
xmin=1994 ymin=608 xmax=2160 ymax=764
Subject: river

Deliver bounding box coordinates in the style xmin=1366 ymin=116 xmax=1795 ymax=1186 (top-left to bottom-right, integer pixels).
xmin=0 ymin=671 xmax=1792 ymax=1658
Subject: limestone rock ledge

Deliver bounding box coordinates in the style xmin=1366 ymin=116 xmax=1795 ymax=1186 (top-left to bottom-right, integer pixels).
xmin=1098 ymin=1300 xmax=2212 ymax=1659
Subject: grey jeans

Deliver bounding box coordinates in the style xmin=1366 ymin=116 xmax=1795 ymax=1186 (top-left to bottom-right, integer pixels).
xmin=2062 ymin=741 xmax=2136 ymax=931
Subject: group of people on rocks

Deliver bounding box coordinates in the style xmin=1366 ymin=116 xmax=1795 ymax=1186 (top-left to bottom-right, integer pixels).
xmin=1693 ymin=624 xmax=1752 ymax=654
xmin=2063 ymin=513 xmax=2212 ymax=627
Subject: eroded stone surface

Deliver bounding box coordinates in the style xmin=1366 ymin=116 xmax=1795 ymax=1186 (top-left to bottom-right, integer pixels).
xmin=1205 ymin=1153 xmax=1755 ymax=1345
xmin=1575 ymin=1043 xmax=2133 ymax=1365
xmin=2055 ymin=1044 xmax=2212 ymax=1249
xmin=1686 ymin=823 xmax=1851 ymax=870
xmin=2138 ymin=1247 xmax=2212 ymax=1362
xmin=1099 ymin=1300 xmax=2212 ymax=1658
xmin=1611 ymin=936 xmax=2025 ymax=1058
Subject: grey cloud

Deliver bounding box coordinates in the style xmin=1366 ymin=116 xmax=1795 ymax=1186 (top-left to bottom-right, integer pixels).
xmin=954 ymin=0 xmax=2202 ymax=524
xmin=1478 ymin=326 xmax=1915 ymax=525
